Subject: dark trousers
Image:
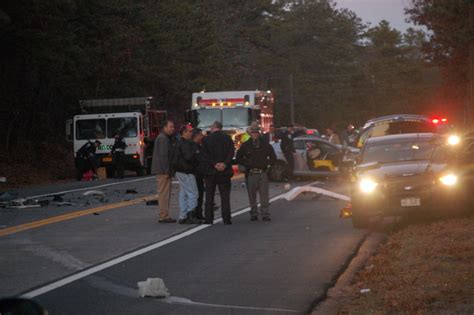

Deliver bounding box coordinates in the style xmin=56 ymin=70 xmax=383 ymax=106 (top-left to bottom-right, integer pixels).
xmin=113 ymin=152 xmax=125 ymax=178
xmin=195 ymin=174 xmax=205 ymax=218
xmin=205 ymin=175 xmax=231 ymax=223
xmin=284 ymin=151 xmax=295 ymax=178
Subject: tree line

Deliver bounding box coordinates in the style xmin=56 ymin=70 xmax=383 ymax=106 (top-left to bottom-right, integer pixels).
xmin=0 ymin=0 xmax=470 ymax=155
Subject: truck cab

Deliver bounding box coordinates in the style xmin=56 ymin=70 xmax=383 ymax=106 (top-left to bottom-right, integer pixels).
xmin=67 ymin=97 xmax=166 ymax=176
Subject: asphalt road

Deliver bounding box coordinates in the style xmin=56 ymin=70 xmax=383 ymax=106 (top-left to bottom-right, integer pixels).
xmin=0 ymin=176 xmax=366 ymax=314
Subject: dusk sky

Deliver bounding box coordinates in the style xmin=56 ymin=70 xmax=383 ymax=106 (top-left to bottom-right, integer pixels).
xmin=335 ymin=0 xmax=417 ymax=32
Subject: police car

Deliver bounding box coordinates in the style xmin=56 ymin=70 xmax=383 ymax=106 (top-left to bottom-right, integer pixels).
xmin=351 ymin=132 xmax=474 ymax=228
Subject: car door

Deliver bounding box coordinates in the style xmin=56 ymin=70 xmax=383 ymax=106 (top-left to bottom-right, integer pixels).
xmin=308 ymin=140 xmax=341 ymax=172
xmin=292 ymin=139 xmax=309 ymax=174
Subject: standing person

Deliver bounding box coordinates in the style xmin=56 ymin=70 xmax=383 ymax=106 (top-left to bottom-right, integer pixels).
xmin=151 ymin=120 xmax=177 ymax=224
xmin=280 ymin=124 xmax=296 ymax=180
xmin=326 ymin=127 xmax=340 ymax=145
xmin=175 ymin=125 xmax=200 ymax=224
xmin=75 ymin=140 xmax=101 ymax=181
xmin=263 ymin=124 xmax=276 ymax=143
xmin=202 ymin=121 xmax=235 ymax=225
xmin=341 ymin=123 xmax=357 ymax=147
xmin=236 ymin=124 xmax=276 ymax=221
xmin=111 ymin=133 xmax=127 ymax=179
xmin=191 ymin=128 xmax=206 ymax=220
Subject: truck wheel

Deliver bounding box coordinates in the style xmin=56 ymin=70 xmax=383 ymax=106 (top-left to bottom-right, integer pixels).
xmin=146 ymin=158 xmax=152 ymax=175
xmin=136 ymin=167 xmax=145 ymax=177
xmin=269 ymin=161 xmax=287 ymax=182
xmin=351 ymin=203 xmax=371 ymax=229
xmin=106 ymin=166 xmax=115 ymax=179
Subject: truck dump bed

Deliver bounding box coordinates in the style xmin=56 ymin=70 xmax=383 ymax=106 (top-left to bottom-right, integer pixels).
xmin=80 ymin=97 xmax=157 ymax=114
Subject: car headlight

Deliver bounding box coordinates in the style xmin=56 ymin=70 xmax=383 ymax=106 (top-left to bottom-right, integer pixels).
xmin=447 ymin=135 xmax=460 ymax=146
xmin=439 ymin=174 xmax=458 ymax=186
xmin=359 ymin=178 xmax=378 ymax=193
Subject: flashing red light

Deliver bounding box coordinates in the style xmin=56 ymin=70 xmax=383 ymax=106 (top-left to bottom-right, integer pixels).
xmin=133 ymin=155 xmax=139 ymax=159
xmin=432 ymin=118 xmax=439 ymax=124
xmin=307 ymin=129 xmax=315 ymax=135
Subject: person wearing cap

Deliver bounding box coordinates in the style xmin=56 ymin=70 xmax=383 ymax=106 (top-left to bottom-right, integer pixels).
xmin=75 ymin=139 xmax=101 ymax=180
xmin=236 ymin=123 xmax=276 ymax=221
xmin=280 ymin=124 xmax=296 ymax=180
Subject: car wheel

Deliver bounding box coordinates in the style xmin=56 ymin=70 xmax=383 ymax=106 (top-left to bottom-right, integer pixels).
xmin=269 ymin=161 xmax=287 ymax=182
xmin=351 ymin=203 xmax=371 ymax=229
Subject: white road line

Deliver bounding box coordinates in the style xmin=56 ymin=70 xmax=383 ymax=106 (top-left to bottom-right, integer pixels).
xmin=26 ymin=177 xmax=178 ymax=200
xmin=164 ymin=296 xmax=300 ymax=313
xmin=21 ymin=180 xmax=325 ymax=299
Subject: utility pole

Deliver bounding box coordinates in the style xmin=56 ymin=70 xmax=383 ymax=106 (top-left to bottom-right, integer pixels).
xmin=469 ymin=3 xmax=474 ymax=125
xmin=289 ymin=73 xmax=295 ymax=125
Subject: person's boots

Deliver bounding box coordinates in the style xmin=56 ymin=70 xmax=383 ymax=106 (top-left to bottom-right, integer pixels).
xmin=187 ymin=211 xmax=202 ymax=224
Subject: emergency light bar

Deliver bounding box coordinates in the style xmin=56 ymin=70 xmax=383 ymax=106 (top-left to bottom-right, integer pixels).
xmin=196 ymin=98 xmax=246 ymax=107
xmin=431 ymin=117 xmax=448 ymax=124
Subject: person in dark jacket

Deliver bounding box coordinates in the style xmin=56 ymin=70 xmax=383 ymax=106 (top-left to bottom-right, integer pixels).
xmin=75 ymin=140 xmax=101 ymax=180
xmin=151 ymin=120 xmax=177 ymax=223
xmin=175 ymin=125 xmax=200 ymax=224
xmin=280 ymin=124 xmax=295 ymax=180
xmin=236 ymin=123 xmax=276 ymax=221
xmin=201 ymin=121 xmax=235 ymax=225
xmin=111 ymin=133 xmax=127 ymax=179
xmin=191 ymin=128 xmax=206 ymax=220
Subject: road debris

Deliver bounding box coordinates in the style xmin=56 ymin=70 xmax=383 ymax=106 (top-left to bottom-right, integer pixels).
xmin=38 ymin=200 xmax=50 ymax=207
xmin=360 ymin=288 xmax=371 ymax=294
xmin=138 ymin=278 xmax=170 ymax=298
xmin=5 ymin=199 xmax=41 ymax=209
xmin=53 ymin=201 xmax=76 ymax=207
xmin=82 ymin=190 xmax=107 ymax=203
xmin=52 ymin=195 xmax=64 ymax=202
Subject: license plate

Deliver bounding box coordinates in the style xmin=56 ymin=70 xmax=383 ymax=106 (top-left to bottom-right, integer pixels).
xmin=102 ymin=157 xmax=112 ymax=163
xmin=401 ymin=197 xmax=421 ymax=207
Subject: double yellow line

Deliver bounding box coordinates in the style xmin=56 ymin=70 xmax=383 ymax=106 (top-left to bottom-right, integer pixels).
xmin=0 ymin=173 xmax=245 ymax=238
xmin=0 ymin=195 xmax=157 ymax=237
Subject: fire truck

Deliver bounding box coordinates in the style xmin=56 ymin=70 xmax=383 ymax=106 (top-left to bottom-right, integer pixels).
xmin=186 ymin=90 xmax=274 ymax=146
xmin=66 ymin=97 xmax=167 ymax=176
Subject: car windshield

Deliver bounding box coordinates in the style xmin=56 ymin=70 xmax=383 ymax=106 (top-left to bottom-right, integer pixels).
xmin=76 ymin=119 xmax=106 ymax=140
xmin=107 ymin=117 xmax=138 ymax=138
xmin=362 ymin=140 xmax=437 ymax=164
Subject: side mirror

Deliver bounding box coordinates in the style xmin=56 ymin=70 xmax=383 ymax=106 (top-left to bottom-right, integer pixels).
xmin=66 ymin=119 xmax=73 ymax=142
